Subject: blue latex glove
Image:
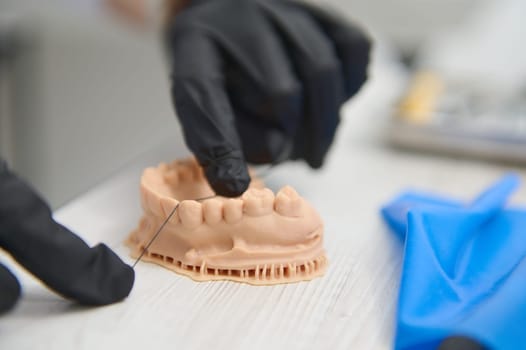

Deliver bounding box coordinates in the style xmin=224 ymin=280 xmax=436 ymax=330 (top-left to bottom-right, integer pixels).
xmin=381 ymin=175 xmax=526 ymax=350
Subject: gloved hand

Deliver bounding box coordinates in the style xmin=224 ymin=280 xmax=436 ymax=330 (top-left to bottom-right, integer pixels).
xmin=0 ymin=159 xmax=134 ymax=314
xmin=166 ymin=0 xmax=371 ymax=197
xmin=382 ymin=174 xmax=526 ymax=350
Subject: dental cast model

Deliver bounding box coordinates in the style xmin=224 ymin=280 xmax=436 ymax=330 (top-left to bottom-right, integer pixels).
xmin=127 ymin=158 xmax=327 ymax=285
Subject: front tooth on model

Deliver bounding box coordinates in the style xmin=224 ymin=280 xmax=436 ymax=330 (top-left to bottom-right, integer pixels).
xmin=145 ymin=189 xmax=163 ymax=217
xmin=275 ymin=186 xmax=304 ymax=217
xmin=160 ymin=197 xmax=180 ymax=222
xmin=178 ymin=200 xmax=203 ymax=229
xmin=203 ymin=198 xmax=223 ymax=224
xmin=140 ymin=185 xmax=150 ymax=213
xmin=242 ymin=188 xmax=275 ymax=216
xmin=223 ymin=198 xmax=243 ymax=223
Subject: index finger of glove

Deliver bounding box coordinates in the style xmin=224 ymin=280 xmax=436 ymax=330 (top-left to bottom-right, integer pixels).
xmin=0 ymin=263 xmax=21 ymax=314
xmin=168 ymin=26 xmax=250 ymax=197
xmin=0 ymin=161 xmax=134 ymax=306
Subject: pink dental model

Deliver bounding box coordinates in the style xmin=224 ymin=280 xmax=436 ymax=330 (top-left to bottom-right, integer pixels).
xmin=126 ymin=158 xmax=327 ymax=285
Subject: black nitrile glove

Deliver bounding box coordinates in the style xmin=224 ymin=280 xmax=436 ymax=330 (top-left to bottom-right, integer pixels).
xmin=0 ymin=159 xmax=134 ymax=314
xmin=166 ymin=0 xmax=371 ymax=197
xmin=439 ymin=336 xmax=487 ymax=350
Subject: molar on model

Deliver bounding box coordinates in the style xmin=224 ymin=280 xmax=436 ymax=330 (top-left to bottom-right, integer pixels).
xmin=275 ymin=186 xmax=304 ymax=217
xmin=242 ymin=188 xmax=275 ymax=216
xmin=126 ymin=158 xmax=327 ymax=285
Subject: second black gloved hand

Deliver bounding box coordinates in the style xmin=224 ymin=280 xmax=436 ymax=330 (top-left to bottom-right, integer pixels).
xmin=0 ymin=160 xmax=134 ymax=314
xmin=166 ymin=0 xmax=371 ymax=197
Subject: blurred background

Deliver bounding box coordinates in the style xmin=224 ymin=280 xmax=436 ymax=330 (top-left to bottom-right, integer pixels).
xmin=0 ymin=0 xmax=524 ymax=208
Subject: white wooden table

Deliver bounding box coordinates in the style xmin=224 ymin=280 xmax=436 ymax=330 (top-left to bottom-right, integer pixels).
xmin=2 ymin=49 xmax=525 ymax=350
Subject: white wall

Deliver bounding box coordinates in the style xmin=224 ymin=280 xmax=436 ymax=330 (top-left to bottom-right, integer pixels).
xmin=324 ymin=0 xmax=480 ymax=51
xmin=3 ymin=8 xmax=184 ymax=208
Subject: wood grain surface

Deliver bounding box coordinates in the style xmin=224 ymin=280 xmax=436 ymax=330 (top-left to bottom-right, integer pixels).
xmin=1 ymin=47 xmax=525 ymax=350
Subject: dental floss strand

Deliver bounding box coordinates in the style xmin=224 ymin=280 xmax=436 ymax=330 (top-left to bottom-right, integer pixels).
xmin=132 ymin=195 xmax=216 ymax=268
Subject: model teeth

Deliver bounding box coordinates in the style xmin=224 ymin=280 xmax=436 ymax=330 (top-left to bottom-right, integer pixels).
xmin=224 ymin=198 xmax=243 ymax=223
xmin=160 ymin=197 xmax=179 ymax=222
xmin=202 ymin=198 xmax=223 ymax=225
xmin=163 ymin=168 xmax=179 ymax=185
xmin=129 ymin=158 xmax=327 ymax=285
xmin=242 ymin=188 xmax=275 ymax=216
xmin=146 ymin=189 xmax=163 ymax=217
xmin=172 ymin=157 xmax=204 ymax=181
xmin=275 ymin=186 xmax=304 ymax=217
xmin=178 ymin=200 xmax=203 ymax=229
xmin=140 ymin=185 xmax=151 ymax=214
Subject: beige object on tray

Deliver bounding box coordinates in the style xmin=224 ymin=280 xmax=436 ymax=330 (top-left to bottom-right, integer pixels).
xmin=126 ymin=158 xmax=327 ymax=285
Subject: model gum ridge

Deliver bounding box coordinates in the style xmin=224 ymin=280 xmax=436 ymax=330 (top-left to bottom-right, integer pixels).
xmin=126 ymin=158 xmax=327 ymax=285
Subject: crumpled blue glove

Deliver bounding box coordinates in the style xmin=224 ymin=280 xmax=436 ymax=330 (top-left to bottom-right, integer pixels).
xmin=381 ymin=174 xmax=526 ymax=350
